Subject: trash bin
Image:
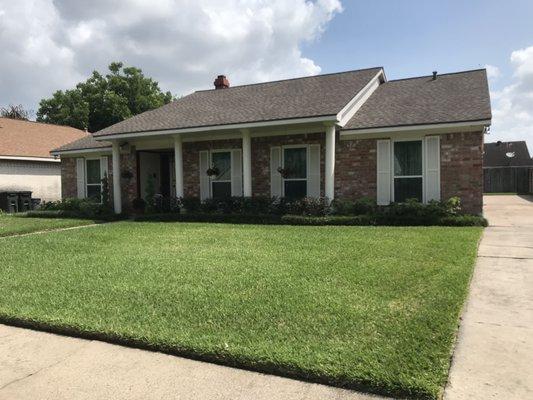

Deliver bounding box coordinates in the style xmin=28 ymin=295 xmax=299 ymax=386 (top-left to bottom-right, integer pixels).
xmin=18 ymin=191 xmax=32 ymax=212
xmin=31 ymin=198 xmax=41 ymax=210
xmin=0 ymin=192 xmax=19 ymax=213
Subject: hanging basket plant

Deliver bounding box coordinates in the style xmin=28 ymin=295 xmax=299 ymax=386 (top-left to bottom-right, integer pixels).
xmin=121 ymin=170 xmax=134 ymax=180
xmin=277 ymin=166 xmax=290 ymax=179
xmin=206 ymin=166 xmax=220 ymax=177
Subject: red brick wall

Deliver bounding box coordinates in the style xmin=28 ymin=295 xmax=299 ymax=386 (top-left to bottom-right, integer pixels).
xmin=60 ymin=157 xmax=77 ymax=199
xmin=60 ymin=130 xmax=484 ymax=214
xmin=335 ymin=136 xmax=377 ymax=199
xmin=441 ymin=131 xmax=484 ymax=214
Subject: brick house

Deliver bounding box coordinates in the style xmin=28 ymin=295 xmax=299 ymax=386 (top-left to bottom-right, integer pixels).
xmin=52 ymin=67 xmax=491 ymax=214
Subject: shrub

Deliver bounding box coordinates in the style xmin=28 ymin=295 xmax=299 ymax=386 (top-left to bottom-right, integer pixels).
xmin=39 ymin=198 xmax=112 ymax=219
xmin=181 ymin=197 xmax=201 ymax=213
xmin=439 ymin=215 xmax=488 ymax=227
xmin=132 ymin=198 xmax=146 ymax=214
xmin=281 ymin=215 xmax=374 ymax=226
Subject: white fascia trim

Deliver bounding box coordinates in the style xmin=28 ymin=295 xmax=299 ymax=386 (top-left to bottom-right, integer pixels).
xmin=336 ymin=69 xmax=385 ymax=127
xmin=93 ymin=115 xmax=338 ymax=141
xmin=0 ymin=155 xmax=60 ymax=163
xmin=50 ymin=148 xmax=112 ymax=156
xmin=341 ymin=120 xmax=492 ymax=136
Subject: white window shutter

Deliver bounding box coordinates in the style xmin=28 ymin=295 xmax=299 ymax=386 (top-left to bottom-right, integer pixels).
xmin=376 ymin=140 xmax=391 ymax=205
xmin=231 ymin=149 xmax=243 ymax=196
xmin=425 ymin=136 xmax=441 ymax=202
xmin=100 ymin=156 xmax=108 ymax=182
xmin=199 ymin=150 xmax=210 ymax=200
xmin=270 ymin=147 xmax=282 ymax=197
xmin=308 ymin=144 xmax=320 ymax=198
xmin=76 ymin=158 xmax=86 ymax=199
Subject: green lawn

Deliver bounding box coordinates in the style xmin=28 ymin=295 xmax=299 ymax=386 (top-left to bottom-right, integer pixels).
xmin=0 ymin=222 xmax=482 ymax=399
xmin=0 ymin=213 xmax=95 ymax=237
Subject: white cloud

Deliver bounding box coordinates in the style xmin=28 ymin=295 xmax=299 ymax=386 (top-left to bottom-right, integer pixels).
xmin=0 ymin=0 xmax=342 ymax=113
xmin=485 ymin=64 xmax=500 ymax=80
xmin=490 ymin=46 xmax=533 ymax=152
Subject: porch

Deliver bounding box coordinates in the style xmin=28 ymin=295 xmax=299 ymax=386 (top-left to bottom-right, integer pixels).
xmin=109 ymin=125 xmax=337 ymax=213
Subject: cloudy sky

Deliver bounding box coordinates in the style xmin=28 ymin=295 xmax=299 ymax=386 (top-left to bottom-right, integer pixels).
xmin=1 ymin=0 xmax=532 ymax=149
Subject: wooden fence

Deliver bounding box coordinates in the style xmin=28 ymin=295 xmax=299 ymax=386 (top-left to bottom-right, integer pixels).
xmin=483 ymin=167 xmax=533 ymax=193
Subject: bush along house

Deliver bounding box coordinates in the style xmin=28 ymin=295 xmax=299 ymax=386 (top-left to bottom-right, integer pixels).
xmin=52 ymin=67 xmax=492 ymax=215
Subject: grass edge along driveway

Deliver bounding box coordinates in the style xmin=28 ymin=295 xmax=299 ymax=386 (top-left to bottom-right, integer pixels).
xmin=0 ymin=222 xmax=482 ymax=399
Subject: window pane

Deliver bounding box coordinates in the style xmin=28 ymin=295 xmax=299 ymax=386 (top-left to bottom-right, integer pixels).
xmin=86 ymin=159 xmax=101 ymax=184
xmin=212 ymin=181 xmax=231 ymax=199
xmin=284 ymin=148 xmax=307 ymax=179
xmin=212 ymin=152 xmax=231 ymax=181
xmin=394 ymin=141 xmax=422 ymax=176
xmin=394 ymin=177 xmax=422 ymax=203
xmin=284 ymin=181 xmax=307 ymax=199
xmin=87 ymin=185 xmax=102 ymax=201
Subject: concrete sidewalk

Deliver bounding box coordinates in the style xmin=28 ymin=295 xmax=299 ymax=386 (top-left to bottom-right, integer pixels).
xmin=444 ymin=195 xmax=533 ymax=399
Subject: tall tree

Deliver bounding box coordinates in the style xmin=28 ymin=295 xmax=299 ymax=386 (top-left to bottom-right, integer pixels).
xmin=37 ymin=62 xmax=173 ymax=132
xmin=0 ymin=104 xmax=31 ymax=120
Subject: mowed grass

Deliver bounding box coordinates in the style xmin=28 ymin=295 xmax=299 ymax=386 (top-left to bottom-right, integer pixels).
xmin=0 ymin=222 xmax=482 ymax=399
xmin=0 ymin=213 xmax=95 ymax=237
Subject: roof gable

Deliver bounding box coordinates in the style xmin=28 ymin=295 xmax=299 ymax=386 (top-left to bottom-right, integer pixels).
xmin=93 ymin=67 xmax=383 ymax=137
xmin=343 ymin=69 xmax=492 ymax=130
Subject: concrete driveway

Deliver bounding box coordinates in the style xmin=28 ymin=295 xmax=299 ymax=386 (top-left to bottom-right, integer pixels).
xmin=445 ymin=195 xmax=533 ymax=399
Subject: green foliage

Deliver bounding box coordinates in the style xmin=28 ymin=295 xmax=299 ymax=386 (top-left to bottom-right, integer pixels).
xmin=39 ymin=198 xmax=115 ymax=219
xmin=0 ymin=222 xmax=482 ymax=398
xmin=144 ymin=175 xmax=156 ymax=212
xmin=36 ymin=62 xmax=173 ymax=132
xmin=101 ymin=173 xmax=111 ymax=210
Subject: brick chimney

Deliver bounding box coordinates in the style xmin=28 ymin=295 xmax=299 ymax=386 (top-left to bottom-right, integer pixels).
xmin=214 ymin=75 xmax=230 ymax=89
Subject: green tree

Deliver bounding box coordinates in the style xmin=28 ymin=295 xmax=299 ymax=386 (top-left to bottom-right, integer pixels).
xmin=37 ymin=62 xmax=173 ymax=132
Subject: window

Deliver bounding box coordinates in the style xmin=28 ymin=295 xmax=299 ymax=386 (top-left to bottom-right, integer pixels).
xmin=393 ymin=140 xmax=423 ymax=202
xmin=211 ymin=151 xmax=232 ymax=199
xmin=86 ymin=159 xmax=102 ymax=201
xmin=283 ymin=147 xmax=307 ymax=199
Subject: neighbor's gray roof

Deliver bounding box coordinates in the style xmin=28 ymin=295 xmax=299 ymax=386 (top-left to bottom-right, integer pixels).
xmin=484 ymin=141 xmax=533 ymax=167
xmin=343 ymin=69 xmax=492 ymax=130
xmin=52 ymin=134 xmax=111 ymax=153
xmin=93 ymin=67 xmax=383 ymax=137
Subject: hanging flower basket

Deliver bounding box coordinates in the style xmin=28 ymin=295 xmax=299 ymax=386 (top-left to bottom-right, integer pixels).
xmin=121 ymin=170 xmax=134 ymax=180
xmin=277 ymin=166 xmax=290 ymax=179
xmin=206 ymin=166 xmax=220 ymax=177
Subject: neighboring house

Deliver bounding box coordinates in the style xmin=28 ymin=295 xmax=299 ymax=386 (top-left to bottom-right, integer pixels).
xmin=483 ymin=141 xmax=533 ymax=193
xmin=52 ymin=67 xmax=492 ymax=214
xmin=0 ymin=118 xmax=87 ymax=202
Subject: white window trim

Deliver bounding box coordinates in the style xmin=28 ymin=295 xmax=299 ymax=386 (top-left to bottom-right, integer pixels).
xmin=391 ymin=138 xmax=426 ymax=203
xmin=209 ymin=149 xmax=233 ymax=198
xmin=281 ymin=144 xmax=309 ymax=197
xmin=85 ymin=157 xmax=103 ymax=203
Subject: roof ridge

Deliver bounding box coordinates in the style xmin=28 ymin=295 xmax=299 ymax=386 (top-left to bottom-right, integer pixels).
xmin=386 ymin=68 xmax=487 ymax=83
xmin=0 ymin=117 xmax=86 ymax=132
xmin=194 ymin=66 xmax=384 ymax=93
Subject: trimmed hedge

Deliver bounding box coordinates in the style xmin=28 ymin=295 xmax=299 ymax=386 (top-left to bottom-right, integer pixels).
xmin=133 ymin=213 xmax=487 ymax=227
xmin=25 ymin=210 xmax=126 ymax=222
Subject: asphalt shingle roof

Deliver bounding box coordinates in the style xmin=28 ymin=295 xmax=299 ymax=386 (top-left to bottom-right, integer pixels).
xmin=53 ymin=134 xmax=111 ymax=153
xmin=484 ymin=141 xmax=533 ymax=167
xmin=0 ymin=118 xmax=87 ymax=158
xmin=343 ymin=69 xmax=492 ymax=130
xmin=93 ymin=67 xmax=383 ymax=137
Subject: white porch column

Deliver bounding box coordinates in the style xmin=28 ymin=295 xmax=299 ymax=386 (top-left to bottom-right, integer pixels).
xmin=241 ymin=129 xmax=252 ymax=197
xmin=325 ymin=123 xmax=336 ymax=201
xmin=111 ymin=141 xmax=122 ymax=214
xmin=174 ymin=135 xmax=184 ymax=198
